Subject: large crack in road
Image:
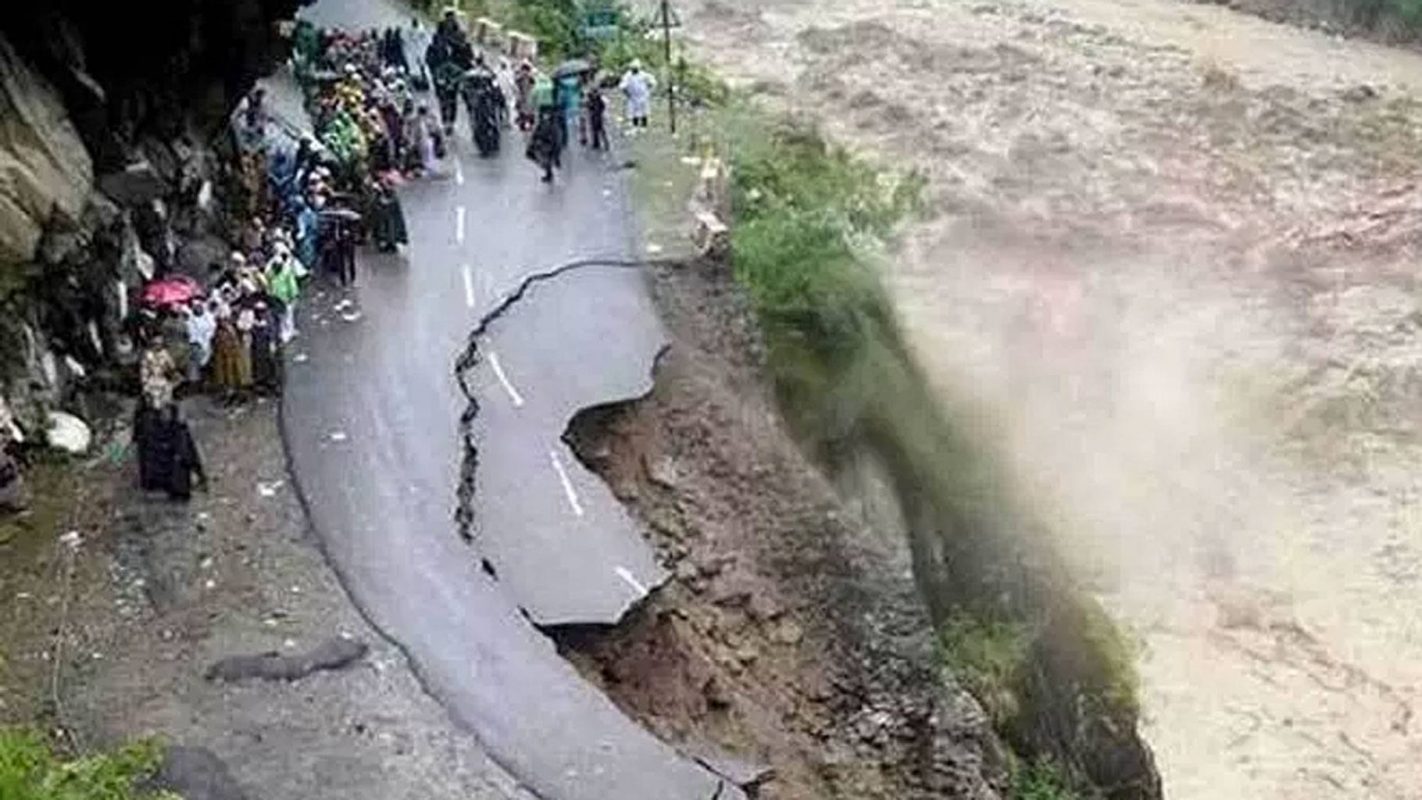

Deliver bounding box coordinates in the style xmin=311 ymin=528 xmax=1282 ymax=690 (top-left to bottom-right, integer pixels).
xmin=453 ymin=258 xmax=671 ymax=626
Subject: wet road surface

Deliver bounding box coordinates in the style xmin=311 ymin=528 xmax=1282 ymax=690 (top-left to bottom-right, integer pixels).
xmin=277 ymin=0 xmax=740 ymax=797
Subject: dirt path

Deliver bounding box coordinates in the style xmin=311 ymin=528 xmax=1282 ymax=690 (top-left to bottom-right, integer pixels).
xmin=684 ymin=0 xmax=1422 ymax=797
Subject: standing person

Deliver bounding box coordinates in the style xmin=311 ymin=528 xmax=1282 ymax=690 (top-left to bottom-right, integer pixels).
xmin=494 ymin=58 xmax=516 ymax=127
xmin=247 ymin=303 xmax=281 ymax=396
xmin=619 ymin=60 xmax=656 ymax=129
xmin=466 ymin=60 xmax=501 ymax=157
xmin=586 ymin=85 xmax=608 ymax=151
xmin=162 ymin=406 xmax=206 ymax=502
xmin=140 ymin=334 xmax=181 ymax=411
xmin=369 ymin=177 xmax=409 ymax=252
xmin=210 ymin=302 xmax=251 ymax=399
xmin=184 ymin=300 xmax=217 ymax=382
xmin=514 ymin=61 xmax=536 ymax=131
xmin=266 ymin=242 xmax=302 ymax=342
xmin=556 ymin=72 xmax=585 ymax=147
xmin=133 ymin=401 xmax=169 ymax=492
xmin=333 ymin=217 xmax=358 ymax=287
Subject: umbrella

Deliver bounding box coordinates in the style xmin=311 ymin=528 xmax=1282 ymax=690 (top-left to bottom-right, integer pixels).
xmin=140 ymin=275 xmax=203 ymax=311
xmin=319 ymin=207 xmax=363 ymax=223
xmin=552 ymin=58 xmax=595 ymax=79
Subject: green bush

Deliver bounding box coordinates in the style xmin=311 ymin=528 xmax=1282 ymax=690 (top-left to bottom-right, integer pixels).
xmin=0 ymin=729 xmax=173 ymax=800
xmin=730 ymin=123 xmax=923 ymax=361
xmin=940 ymin=612 xmax=1031 ymax=727
xmin=507 ymin=0 xmax=583 ymax=60
xmin=1015 ymin=758 xmax=1080 ymax=800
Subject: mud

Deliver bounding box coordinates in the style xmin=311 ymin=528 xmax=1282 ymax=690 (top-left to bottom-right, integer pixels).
xmin=684 ymin=0 xmax=1422 ymax=797
xmin=556 ymin=259 xmax=1008 ymax=800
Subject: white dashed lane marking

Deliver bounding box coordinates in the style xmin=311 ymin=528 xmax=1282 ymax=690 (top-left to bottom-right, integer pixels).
xmin=487 ymin=351 xmax=525 ymax=407
xmin=548 ymin=449 xmax=585 ymax=517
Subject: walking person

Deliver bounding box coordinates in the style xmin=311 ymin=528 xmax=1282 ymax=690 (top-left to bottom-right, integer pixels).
xmin=527 ymin=105 xmax=562 ymax=183
xmin=514 ymin=61 xmax=536 ymax=132
xmin=619 ymin=60 xmax=656 ymax=129
xmin=586 ymin=85 xmax=609 ymax=151
xmin=405 ymin=17 xmax=433 ymax=91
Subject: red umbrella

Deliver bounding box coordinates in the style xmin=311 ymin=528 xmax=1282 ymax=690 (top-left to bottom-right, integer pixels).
xmin=140 ymin=275 xmax=204 ymax=311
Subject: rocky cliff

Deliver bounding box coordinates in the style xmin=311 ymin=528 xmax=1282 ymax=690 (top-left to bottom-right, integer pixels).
xmin=0 ymin=0 xmax=304 ymax=431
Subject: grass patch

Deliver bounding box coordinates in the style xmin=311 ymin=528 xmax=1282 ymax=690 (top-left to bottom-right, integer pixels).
xmin=0 ymin=729 xmax=173 ymax=800
xmin=940 ymin=612 xmax=1031 ymax=727
xmin=1015 ymin=758 xmax=1081 ymax=800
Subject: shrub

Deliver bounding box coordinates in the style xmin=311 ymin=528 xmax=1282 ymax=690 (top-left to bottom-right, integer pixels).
xmin=940 ymin=612 xmax=1031 ymax=727
xmin=1015 ymin=758 xmax=1080 ymax=800
xmin=0 ymin=729 xmax=173 ymax=800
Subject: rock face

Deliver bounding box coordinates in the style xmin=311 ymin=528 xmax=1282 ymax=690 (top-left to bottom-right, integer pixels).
xmin=0 ymin=0 xmax=303 ymax=434
xmin=0 ymin=34 xmax=92 ymax=266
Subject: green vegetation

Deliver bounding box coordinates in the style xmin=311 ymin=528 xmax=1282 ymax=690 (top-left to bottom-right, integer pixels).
xmin=471 ymin=0 xmax=729 ymax=105
xmin=0 ymin=729 xmax=173 ymax=800
xmin=709 ymin=105 xmax=1150 ymax=795
xmin=1015 ymin=758 xmax=1081 ymax=800
xmin=940 ymin=613 xmax=1031 ymax=727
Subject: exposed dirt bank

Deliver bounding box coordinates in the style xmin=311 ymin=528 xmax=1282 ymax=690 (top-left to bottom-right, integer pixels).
xmin=0 ymin=397 xmax=527 ymax=800
xmin=557 ymin=259 xmax=1008 ymax=800
xmin=684 ymin=0 xmax=1422 ymax=797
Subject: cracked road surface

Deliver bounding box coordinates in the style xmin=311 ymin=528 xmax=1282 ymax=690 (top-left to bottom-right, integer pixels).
xmin=460 ymin=263 xmax=669 ymax=625
xmin=278 ymin=0 xmax=740 ymax=797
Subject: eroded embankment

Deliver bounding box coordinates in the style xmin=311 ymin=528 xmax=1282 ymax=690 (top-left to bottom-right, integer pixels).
xmin=557 ymin=259 xmax=1008 ymax=800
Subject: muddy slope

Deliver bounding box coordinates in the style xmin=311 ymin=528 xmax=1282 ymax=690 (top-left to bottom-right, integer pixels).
xmin=556 ymin=259 xmax=1008 ymax=800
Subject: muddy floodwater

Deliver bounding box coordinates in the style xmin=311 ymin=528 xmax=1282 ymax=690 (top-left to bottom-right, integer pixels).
xmin=685 ymin=0 xmax=1422 ymax=796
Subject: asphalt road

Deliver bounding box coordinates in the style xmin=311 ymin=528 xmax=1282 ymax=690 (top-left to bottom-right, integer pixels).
xmin=278 ymin=0 xmax=740 ymax=797
xmin=463 ymin=262 xmax=669 ymax=626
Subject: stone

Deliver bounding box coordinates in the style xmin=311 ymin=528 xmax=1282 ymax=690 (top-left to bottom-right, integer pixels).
xmin=99 ymin=159 xmax=167 ymax=206
xmin=646 ymin=454 xmax=680 ymax=489
xmin=45 ymin=411 xmax=90 ymax=453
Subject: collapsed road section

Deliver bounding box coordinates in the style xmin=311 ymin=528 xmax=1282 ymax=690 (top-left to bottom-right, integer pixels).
xmin=455 ymin=260 xmax=670 ymax=626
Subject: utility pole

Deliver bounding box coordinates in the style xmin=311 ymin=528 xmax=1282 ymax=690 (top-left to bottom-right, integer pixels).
xmin=660 ymin=0 xmax=676 ymax=134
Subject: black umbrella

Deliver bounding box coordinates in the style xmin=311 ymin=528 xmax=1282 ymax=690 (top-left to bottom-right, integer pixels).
xmin=552 ymin=58 xmax=594 ymax=79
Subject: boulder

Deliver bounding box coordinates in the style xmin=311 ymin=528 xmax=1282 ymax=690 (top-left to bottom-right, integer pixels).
xmin=45 ymin=410 xmax=90 ymax=453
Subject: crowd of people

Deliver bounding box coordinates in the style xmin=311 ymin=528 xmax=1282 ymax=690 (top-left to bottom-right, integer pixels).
xmin=125 ymin=9 xmax=662 ymax=501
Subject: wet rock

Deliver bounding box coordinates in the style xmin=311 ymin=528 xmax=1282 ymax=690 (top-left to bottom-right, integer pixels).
xmin=0 ymin=33 xmax=93 ymax=265
xmin=99 ymin=160 xmax=166 ymax=206
xmin=205 ymin=636 xmax=368 ymax=683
